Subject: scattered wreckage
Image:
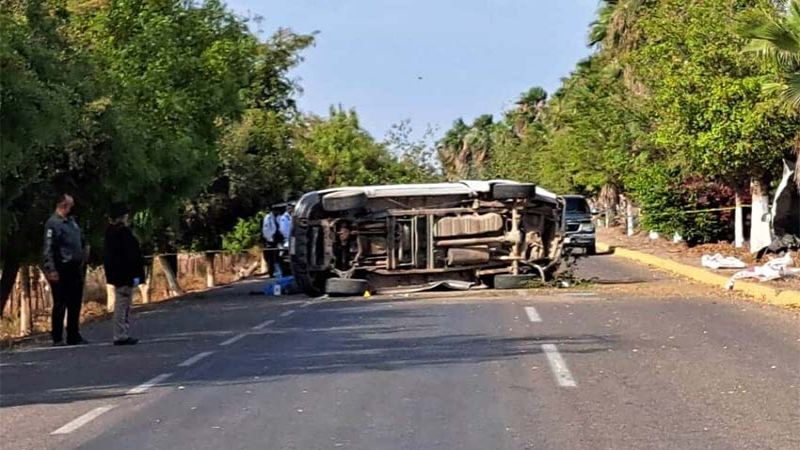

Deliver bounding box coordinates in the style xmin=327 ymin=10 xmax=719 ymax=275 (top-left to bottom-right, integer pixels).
xmin=289 ymin=180 xmax=566 ymax=296
xmin=704 ymin=160 xmax=800 ymax=288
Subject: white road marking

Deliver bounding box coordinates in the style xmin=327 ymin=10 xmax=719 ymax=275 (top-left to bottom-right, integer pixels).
xmin=219 ymin=333 xmax=248 ymax=346
xmin=178 ymin=351 xmax=215 ymax=367
xmin=299 ymin=301 xmax=312 ymax=308
xmin=541 ymin=344 xmax=577 ymax=387
xmin=127 ymin=373 xmax=173 ymax=395
xmin=252 ymin=319 xmax=275 ymax=330
xmin=524 ymin=306 xmax=542 ymax=322
xmin=279 ymin=310 xmax=295 ymax=318
xmin=51 ymin=405 xmax=115 ymax=435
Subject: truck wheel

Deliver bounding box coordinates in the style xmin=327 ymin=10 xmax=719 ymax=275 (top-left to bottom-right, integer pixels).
xmin=587 ymin=244 xmax=597 ymax=256
xmin=325 ymin=278 xmax=369 ymax=296
xmin=494 ymin=274 xmax=540 ymax=290
xmin=492 ymin=183 xmax=536 ymax=201
xmin=322 ymin=191 xmax=367 ymax=212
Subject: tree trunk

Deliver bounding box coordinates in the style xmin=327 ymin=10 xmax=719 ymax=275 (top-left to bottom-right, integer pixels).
xmin=0 ymin=256 xmax=20 ymax=317
xmin=205 ymin=252 xmax=215 ymax=288
xmin=158 ymin=255 xmax=183 ymax=297
xmin=734 ymin=188 xmax=745 ymax=248
xmin=19 ymin=267 xmax=31 ymax=336
xmin=749 ymin=177 xmax=772 ymax=254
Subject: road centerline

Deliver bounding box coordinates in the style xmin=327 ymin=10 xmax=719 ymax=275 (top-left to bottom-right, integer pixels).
xmin=524 ymin=306 xmax=542 ymax=322
xmin=219 ymin=333 xmax=249 ymax=346
xmin=127 ymin=373 xmax=173 ymax=395
xmin=178 ymin=351 xmax=215 ymax=367
xmin=252 ymin=319 xmax=275 ymax=330
xmin=541 ymin=344 xmax=577 ymax=387
xmin=51 ymin=405 xmax=115 ymax=435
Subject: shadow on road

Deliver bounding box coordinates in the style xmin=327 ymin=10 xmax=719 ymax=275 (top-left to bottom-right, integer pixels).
xmin=0 ymin=294 xmax=615 ymax=408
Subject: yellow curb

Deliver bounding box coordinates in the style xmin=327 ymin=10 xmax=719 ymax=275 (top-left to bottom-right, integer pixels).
xmin=596 ymin=242 xmax=800 ymax=306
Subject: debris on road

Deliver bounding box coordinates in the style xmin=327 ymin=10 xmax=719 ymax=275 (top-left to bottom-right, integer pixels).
xmin=701 ymin=253 xmax=746 ymax=270
xmin=726 ymin=254 xmax=800 ymax=289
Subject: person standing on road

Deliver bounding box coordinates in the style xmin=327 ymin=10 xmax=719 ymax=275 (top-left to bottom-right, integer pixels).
xmin=103 ymin=203 xmax=145 ymax=346
xmin=278 ymin=205 xmax=293 ymax=249
xmin=43 ymin=194 xmax=89 ymax=346
xmin=262 ymin=208 xmax=279 ymax=277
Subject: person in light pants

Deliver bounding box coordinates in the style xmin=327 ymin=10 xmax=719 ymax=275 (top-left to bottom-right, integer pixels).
xmin=103 ymin=203 xmax=145 ymax=345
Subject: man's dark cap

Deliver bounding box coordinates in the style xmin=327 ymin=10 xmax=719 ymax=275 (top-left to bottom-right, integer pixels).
xmin=108 ymin=202 xmax=130 ymax=219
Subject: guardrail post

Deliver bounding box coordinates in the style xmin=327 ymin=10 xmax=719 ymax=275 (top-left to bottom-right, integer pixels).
xmin=106 ymin=284 xmax=116 ymax=312
xmin=205 ymin=252 xmax=216 ymax=288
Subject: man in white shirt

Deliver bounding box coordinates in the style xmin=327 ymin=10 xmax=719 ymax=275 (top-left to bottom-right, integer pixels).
xmin=262 ymin=209 xmax=278 ymax=276
xmin=278 ymin=205 xmax=293 ymax=249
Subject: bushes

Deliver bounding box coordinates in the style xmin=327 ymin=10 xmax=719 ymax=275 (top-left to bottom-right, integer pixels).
xmin=221 ymin=214 xmax=264 ymax=254
xmin=628 ymin=165 xmax=737 ymax=244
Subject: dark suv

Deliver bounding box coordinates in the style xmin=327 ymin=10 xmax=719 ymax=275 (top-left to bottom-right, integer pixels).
xmin=562 ymin=195 xmax=596 ymax=255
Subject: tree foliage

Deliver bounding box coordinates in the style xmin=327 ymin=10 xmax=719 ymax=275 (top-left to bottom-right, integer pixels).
xmin=438 ymin=0 xmax=799 ymax=243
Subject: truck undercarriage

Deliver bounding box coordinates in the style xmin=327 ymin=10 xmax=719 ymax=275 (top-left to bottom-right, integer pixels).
xmin=290 ymin=182 xmax=565 ymax=296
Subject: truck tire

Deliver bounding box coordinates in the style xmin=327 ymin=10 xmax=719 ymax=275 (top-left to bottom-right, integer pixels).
xmin=325 ymin=278 xmax=368 ymax=296
xmin=494 ymin=274 xmax=540 ymax=290
xmin=587 ymin=243 xmax=597 ymax=256
xmin=492 ymin=183 xmax=536 ymax=201
xmin=322 ymin=191 xmax=367 ymax=212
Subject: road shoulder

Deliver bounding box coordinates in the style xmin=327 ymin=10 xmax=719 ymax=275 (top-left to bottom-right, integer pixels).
xmin=597 ymin=242 xmax=800 ymax=308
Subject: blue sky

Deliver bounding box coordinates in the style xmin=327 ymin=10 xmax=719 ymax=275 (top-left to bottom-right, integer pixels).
xmin=226 ymin=0 xmax=598 ymax=141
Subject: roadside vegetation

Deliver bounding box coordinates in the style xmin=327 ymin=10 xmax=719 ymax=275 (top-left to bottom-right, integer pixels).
xmin=0 ymin=0 xmax=439 ymax=311
xmin=437 ymin=0 xmax=800 ymax=244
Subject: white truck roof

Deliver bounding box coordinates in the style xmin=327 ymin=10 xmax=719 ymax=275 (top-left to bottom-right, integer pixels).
xmin=318 ymin=180 xmax=558 ymax=202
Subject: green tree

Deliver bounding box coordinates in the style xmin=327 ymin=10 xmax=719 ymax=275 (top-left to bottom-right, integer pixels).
xmin=627 ymin=0 xmax=798 ymax=188
xmin=181 ymin=29 xmax=316 ymax=250
xmin=436 ymin=115 xmax=496 ymax=180
xmin=298 ymin=107 xmax=401 ymax=187
xmin=383 ymin=120 xmax=443 ymax=183
xmin=71 ymin=0 xmax=257 ymax=250
xmin=740 ymin=0 xmax=800 ymax=109
xmin=437 ymin=118 xmax=470 ymax=180
xmin=0 ymin=0 xmax=98 ymax=310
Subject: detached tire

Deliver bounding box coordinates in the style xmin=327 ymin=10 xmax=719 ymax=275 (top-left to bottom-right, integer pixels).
xmin=492 ymin=183 xmax=536 ymax=201
xmin=325 ymin=278 xmax=368 ymax=296
xmin=322 ymin=191 xmax=367 ymax=212
xmin=494 ymin=274 xmax=540 ymax=290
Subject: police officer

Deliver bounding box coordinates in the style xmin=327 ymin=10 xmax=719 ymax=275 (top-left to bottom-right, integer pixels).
xmin=43 ymin=194 xmax=89 ymax=346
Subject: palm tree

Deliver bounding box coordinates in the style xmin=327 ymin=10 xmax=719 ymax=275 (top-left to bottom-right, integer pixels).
xmin=510 ymin=87 xmax=547 ymax=137
xmin=588 ymin=0 xmax=644 ymax=52
xmin=740 ymin=0 xmax=800 ymax=109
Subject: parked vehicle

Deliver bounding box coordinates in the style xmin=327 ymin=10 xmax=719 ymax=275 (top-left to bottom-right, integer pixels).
xmin=562 ymin=195 xmax=596 ymax=255
xmin=290 ymin=180 xmax=566 ymax=296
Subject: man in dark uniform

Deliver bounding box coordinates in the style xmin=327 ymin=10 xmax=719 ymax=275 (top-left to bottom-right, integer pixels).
xmin=43 ymin=194 xmax=88 ymax=346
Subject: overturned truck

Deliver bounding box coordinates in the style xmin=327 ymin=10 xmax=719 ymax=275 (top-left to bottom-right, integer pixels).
xmin=290 ymin=180 xmax=565 ymax=296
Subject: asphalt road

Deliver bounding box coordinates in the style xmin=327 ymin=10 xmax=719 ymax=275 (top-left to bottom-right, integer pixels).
xmin=1 ymin=254 xmax=798 ymax=450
